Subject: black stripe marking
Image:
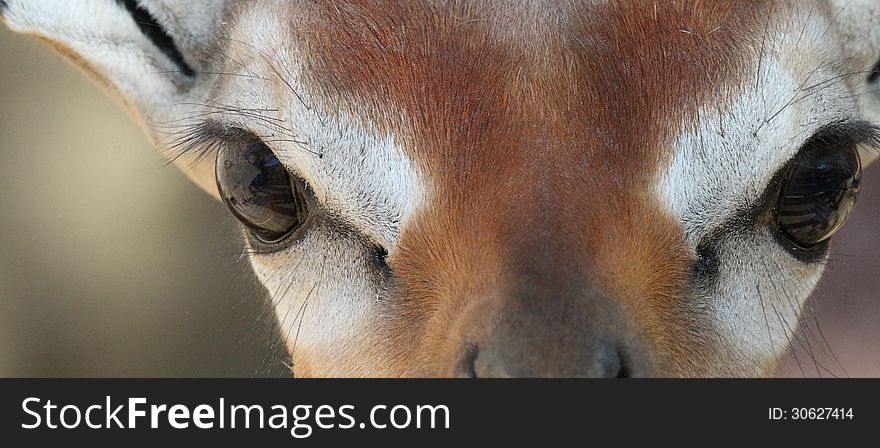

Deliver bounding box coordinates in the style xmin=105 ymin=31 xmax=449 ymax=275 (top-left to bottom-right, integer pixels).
xmin=117 ymin=0 xmax=195 ymax=77
xmin=0 ymin=0 xmax=8 ymax=15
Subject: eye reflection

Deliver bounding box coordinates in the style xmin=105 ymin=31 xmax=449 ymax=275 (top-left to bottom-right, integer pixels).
xmin=775 ymin=143 xmax=861 ymax=248
xmin=216 ymin=138 xmax=310 ymax=242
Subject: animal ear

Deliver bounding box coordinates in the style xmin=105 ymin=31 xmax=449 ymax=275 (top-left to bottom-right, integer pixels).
xmin=0 ymin=0 xmax=230 ymax=197
xmin=825 ymin=0 xmax=880 ymax=166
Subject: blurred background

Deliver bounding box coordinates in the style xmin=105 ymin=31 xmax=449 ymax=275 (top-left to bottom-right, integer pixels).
xmin=0 ymin=26 xmax=288 ymax=377
xmin=0 ymin=26 xmax=877 ymax=378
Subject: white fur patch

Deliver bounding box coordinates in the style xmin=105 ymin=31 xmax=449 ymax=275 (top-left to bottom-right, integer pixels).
xmin=2 ymin=0 xmax=428 ymax=375
xmin=6 ymin=0 xmax=880 ymax=376
xmin=195 ymin=5 xmax=427 ymax=374
xmin=658 ymin=11 xmax=866 ymax=372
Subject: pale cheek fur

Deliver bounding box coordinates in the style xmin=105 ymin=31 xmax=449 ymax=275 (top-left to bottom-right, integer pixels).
xmin=248 ymin=233 xmax=382 ymax=376
xmin=207 ymin=6 xmax=427 ymax=249
xmin=709 ymin=231 xmax=824 ymax=374
xmin=659 ymin=21 xmax=857 ymax=372
xmin=6 ymin=0 xmax=880 ymax=377
xmin=226 ymin=8 xmax=427 ymax=374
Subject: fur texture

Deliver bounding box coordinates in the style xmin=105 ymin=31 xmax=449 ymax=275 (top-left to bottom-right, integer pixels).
xmin=3 ymin=0 xmax=879 ymax=377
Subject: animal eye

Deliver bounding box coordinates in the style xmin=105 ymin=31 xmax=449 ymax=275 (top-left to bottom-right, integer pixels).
xmin=215 ymin=137 xmax=310 ymax=243
xmin=774 ymin=143 xmax=861 ymax=248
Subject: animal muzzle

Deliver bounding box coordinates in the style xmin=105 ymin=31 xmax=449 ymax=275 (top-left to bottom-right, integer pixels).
xmin=446 ymin=280 xmax=655 ymax=378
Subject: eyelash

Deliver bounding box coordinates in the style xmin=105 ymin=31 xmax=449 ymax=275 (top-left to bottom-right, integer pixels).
xmin=688 ymin=119 xmax=880 ymax=263
xmin=809 ymin=120 xmax=880 ymax=153
xmin=193 ymin=125 xmax=388 ymax=261
xmin=172 ymin=120 xmax=880 ymax=252
xmin=164 ymin=121 xmax=248 ymax=167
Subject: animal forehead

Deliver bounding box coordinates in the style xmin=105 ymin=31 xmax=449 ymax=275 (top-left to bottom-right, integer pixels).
xmin=287 ymin=0 xmax=772 ymax=182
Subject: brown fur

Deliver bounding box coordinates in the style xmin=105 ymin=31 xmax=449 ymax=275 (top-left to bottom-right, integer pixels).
xmin=292 ymin=0 xmax=771 ymax=375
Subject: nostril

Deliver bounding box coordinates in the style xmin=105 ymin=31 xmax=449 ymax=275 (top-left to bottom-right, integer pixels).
xmin=456 ymin=345 xmax=479 ymax=378
xmin=594 ymin=343 xmax=630 ymax=378
xmin=610 ymin=345 xmax=638 ymax=378
xmin=616 ymin=356 xmax=633 ymax=378
xmin=459 ymin=341 xmax=636 ymax=377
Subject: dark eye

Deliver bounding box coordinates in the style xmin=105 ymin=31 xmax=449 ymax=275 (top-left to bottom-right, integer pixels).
xmin=774 ymin=143 xmax=861 ymax=248
xmin=215 ymin=137 xmax=310 ymax=243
